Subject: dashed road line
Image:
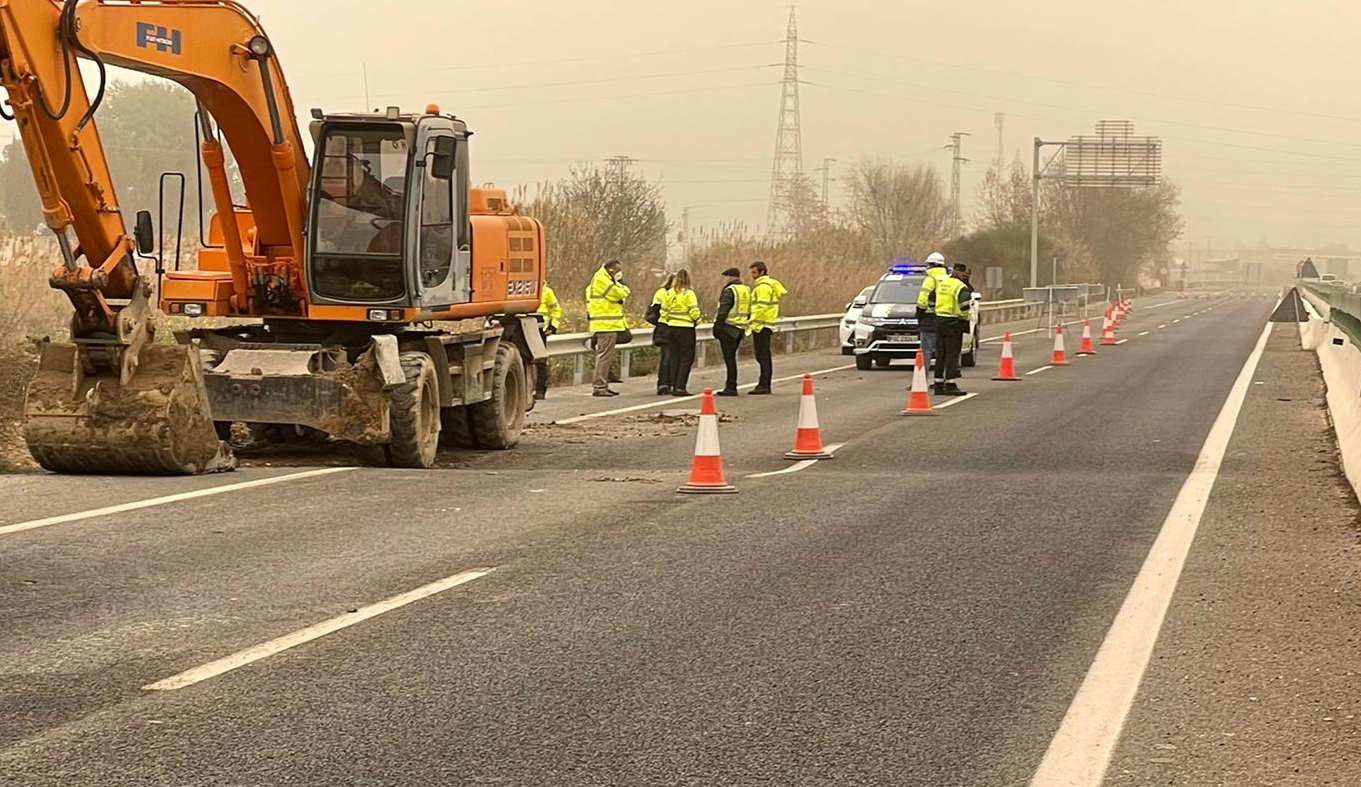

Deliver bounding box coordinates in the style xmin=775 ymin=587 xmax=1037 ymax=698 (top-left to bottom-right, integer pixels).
xmin=555 ymin=364 xmax=856 ymax=425
xmin=1026 ymin=366 xmax=1053 ymax=376
xmin=1137 ymin=331 xmax=1150 ymax=337
xmin=144 ymin=567 xmax=496 ymax=691
xmin=1115 ymin=339 xmax=1129 ymax=345
xmin=1157 ymin=324 xmax=1167 ymax=329
xmin=745 ymin=443 xmax=845 ymax=478
xmin=933 ymin=392 xmax=978 ymax=409
xmin=0 ymin=468 xmax=356 ymax=537
xmin=1028 ymin=322 xmax=1272 ymax=787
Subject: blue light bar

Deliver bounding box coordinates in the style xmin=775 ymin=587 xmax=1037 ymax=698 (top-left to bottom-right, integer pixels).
xmin=888 ymin=261 xmax=927 ymax=275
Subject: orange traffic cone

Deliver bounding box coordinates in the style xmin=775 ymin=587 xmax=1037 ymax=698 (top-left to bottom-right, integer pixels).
xmin=992 ymin=332 xmax=1022 ymax=381
xmin=1101 ymin=320 xmax=1118 ymax=346
xmin=785 ymin=374 xmax=834 ymax=460
xmin=1077 ymin=319 xmax=1097 ymax=356
xmin=677 ymin=389 xmax=737 ymax=494
xmin=901 ymin=350 xmax=937 ymax=416
xmin=1051 ymin=325 xmax=1070 ymax=366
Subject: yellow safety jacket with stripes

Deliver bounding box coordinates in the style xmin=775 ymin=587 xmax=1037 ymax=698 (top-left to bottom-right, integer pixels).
xmin=586 ymin=266 xmax=631 ymax=333
xmin=932 ymin=276 xmax=971 ymax=320
xmin=536 ymin=284 xmax=563 ymax=332
xmin=661 ymin=287 xmax=702 ymax=327
xmin=915 ymin=265 xmax=950 ymax=313
xmin=750 ymin=275 xmax=788 ymax=333
xmin=725 ymin=283 xmax=753 ymax=329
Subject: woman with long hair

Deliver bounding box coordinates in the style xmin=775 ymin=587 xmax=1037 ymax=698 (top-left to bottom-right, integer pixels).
xmin=652 ymin=274 xmax=676 ymax=395
xmin=661 ymin=269 xmax=701 ymax=396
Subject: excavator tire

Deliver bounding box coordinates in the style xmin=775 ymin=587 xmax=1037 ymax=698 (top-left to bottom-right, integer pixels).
xmin=439 ymin=406 xmax=476 ymax=449
xmin=385 ymin=352 xmax=441 ymax=468
xmin=468 ymin=342 xmax=526 ymax=450
xmin=23 ymin=342 xmax=235 ymax=475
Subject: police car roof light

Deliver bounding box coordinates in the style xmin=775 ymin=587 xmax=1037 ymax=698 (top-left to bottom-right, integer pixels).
xmin=888 ymin=262 xmax=926 ymax=275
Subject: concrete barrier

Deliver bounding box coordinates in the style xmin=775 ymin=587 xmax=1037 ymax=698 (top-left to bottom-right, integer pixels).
xmin=1297 ymin=287 xmax=1361 ymax=494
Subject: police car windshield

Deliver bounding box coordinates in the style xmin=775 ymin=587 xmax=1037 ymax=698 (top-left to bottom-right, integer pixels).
xmin=870 ymin=276 xmax=925 ymax=304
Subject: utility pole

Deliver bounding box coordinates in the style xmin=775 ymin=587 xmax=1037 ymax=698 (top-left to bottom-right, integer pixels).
xmin=680 ymin=207 xmax=690 ymax=268
xmin=947 ymin=132 xmax=970 ymax=237
xmin=765 ymin=7 xmax=804 ymax=241
xmin=1030 ymin=138 xmax=1041 ymax=289
xmin=994 ymin=112 xmax=1005 ymax=168
xmin=605 ymin=155 xmax=633 ymax=185
xmin=362 ymin=63 xmax=372 ymax=110
xmin=815 ymin=157 xmax=837 ymax=208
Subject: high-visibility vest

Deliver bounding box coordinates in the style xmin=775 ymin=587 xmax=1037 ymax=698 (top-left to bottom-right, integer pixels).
xmin=726 ymin=283 xmax=752 ymax=329
xmin=586 ymin=267 xmax=630 ymax=333
xmin=934 ymin=276 xmax=970 ymax=319
xmin=662 ymin=287 xmax=701 ymax=327
xmin=536 ymin=284 xmax=563 ymax=331
xmin=916 ymin=265 xmax=949 ymax=312
xmin=652 ymin=287 xmax=670 ymax=306
xmin=750 ymin=275 xmax=788 ymax=332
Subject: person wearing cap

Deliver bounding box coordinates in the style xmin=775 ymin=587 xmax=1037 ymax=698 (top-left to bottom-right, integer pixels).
xmin=713 ymin=267 xmax=752 ymax=396
xmin=931 ymin=265 xmax=972 ymax=396
xmin=748 ymin=260 xmax=788 ymax=394
xmin=533 ymin=282 xmax=563 ymax=400
xmin=915 ymin=251 xmax=950 ymax=369
xmin=949 ymin=263 xmax=972 ymax=381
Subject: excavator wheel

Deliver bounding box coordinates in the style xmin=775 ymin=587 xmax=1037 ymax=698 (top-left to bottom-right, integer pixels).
xmin=384 ymin=352 xmax=441 ymax=468
xmin=23 ymin=342 xmax=235 ymax=475
xmin=468 ymin=342 xmax=526 ymax=450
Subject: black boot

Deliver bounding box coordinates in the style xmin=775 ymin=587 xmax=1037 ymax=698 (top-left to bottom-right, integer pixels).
xmin=933 ymin=382 xmax=947 ymax=395
xmin=943 ymin=382 xmax=967 ymax=396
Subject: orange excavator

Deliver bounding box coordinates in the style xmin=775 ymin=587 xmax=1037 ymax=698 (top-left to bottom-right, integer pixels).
xmin=0 ymin=0 xmax=547 ymax=472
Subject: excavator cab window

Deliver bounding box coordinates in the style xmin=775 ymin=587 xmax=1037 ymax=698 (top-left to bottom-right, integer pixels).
xmin=310 ymin=125 xmax=411 ymax=302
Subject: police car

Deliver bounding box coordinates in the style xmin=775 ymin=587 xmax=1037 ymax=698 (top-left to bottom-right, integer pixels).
xmin=851 ymin=262 xmax=981 ymax=370
xmin=840 ymin=285 xmax=875 ymax=354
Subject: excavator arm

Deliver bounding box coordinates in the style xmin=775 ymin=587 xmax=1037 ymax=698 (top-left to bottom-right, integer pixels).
xmin=0 ymin=0 xmax=313 ymax=473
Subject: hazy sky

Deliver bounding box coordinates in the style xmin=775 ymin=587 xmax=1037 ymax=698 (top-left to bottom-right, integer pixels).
xmin=5 ymin=0 xmax=1361 ymax=254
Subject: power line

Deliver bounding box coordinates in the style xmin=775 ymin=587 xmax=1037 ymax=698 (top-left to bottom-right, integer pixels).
xmin=293 ymin=40 xmax=780 ymax=80
xmin=458 ymin=81 xmax=780 ymax=111
xmin=802 ymin=38 xmax=1361 ymax=125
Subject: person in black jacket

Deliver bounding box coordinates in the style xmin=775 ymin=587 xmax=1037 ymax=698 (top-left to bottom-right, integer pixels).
xmin=713 ymin=267 xmax=748 ymax=396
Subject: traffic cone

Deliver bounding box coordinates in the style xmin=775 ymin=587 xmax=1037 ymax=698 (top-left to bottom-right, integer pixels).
xmin=1101 ymin=320 xmax=1118 ymax=346
xmin=1077 ymin=320 xmax=1097 ymax=356
xmin=785 ymin=374 xmax=834 ymax=460
xmin=677 ymin=389 xmax=737 ymax=494
xmin=1051 ymin=325 xmax=1070 ymax=366
xmin=991 ymin=332 xmax=1022 ymax=381
xmin=901 ymin=350 xmax=937 ymax=416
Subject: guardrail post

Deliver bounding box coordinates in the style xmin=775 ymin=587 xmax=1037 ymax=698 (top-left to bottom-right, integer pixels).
xmin=573 ymin=354 xmax=585 ymax=386
xmin=696 ymin=341 xmax=707 ymax=369
xmin=785 ymin=331 xmax=796 ymax=354
xmin=621 ymin=348 xmax=632 ymax=380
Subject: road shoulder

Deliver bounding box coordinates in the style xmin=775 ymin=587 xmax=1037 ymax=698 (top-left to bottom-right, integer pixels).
xmin=1107 ymin=324 xmax=1361 ymax=785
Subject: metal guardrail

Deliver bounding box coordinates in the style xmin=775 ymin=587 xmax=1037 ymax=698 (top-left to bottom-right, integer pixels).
xmin=541 ymin=298 xmax=1095 ymax=384
xmin=1300 ymin=281 xmax=1361 ymax=349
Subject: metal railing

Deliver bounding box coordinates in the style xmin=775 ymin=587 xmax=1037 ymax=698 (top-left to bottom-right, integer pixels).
xmin=542 ymin=298 xmax=1094 ymax=384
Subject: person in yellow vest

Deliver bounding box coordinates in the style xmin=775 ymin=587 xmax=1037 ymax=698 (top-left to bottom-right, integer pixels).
xmin=713 ymin=267 xmax=751 ymax=396
xmin=660 ymin=269 xmax=702 ymax=396
xmin=930 ymin=266 xmax=973 ymax=396
xmin=651 ymin=275 xmax=675 ymax=395
xmin=533 ymin=283 xmax=563 ymax=401
xmin=586 ymin=259 xmax=630 ymax=397
xmin=914 ymin=251 xmax=950 ymax=368
xmin=747 ymin=260 xmax=788 ymax=394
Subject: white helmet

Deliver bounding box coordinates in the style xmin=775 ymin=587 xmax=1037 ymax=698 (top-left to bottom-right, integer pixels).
xmin=925 ymin=252 xmax=946 ymax=266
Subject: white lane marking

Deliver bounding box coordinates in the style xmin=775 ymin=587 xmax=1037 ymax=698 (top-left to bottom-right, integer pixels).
xmin=1026 ymin=366 xmax=1053 ymax=376
xmin=1028 ymin=322 xmax=1272 ymax=787
xmin=1137 ymin=331 xmax=1150 ymax=337
xmin=144 ymin=567 xmax=496 ymax=691
xmin=555 ymin=364 xmax=856 ymax=425
xmin=1157 ymin=324 xmax=1167 ymax=329
xmin=1115 ymin=339 xmax=1129 ymax=345
xmin=0 ymin=468 xmax=356 ymax=537
xmin=1172 ymin=319 xmax=1181 ymax=324
xmin=933 ymin=392 xmax=978 ymax=409
xmin=745 ymin=443 xmax=845 ymax=478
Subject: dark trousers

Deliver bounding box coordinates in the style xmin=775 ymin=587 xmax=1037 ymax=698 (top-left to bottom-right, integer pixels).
xmin=533 ymin=329 xmax=550 ymax=396
xmin=654 ymin=326 xmax=673 ymax=391
xmin=752 ymin=328 xmax=773 ymax=388
xmin=934 ymin=318 xmax=965 ymax=384
xmin=717 ymin=329 xmax=743 ymax=391
xmin=666 ymin=326 xmax=696 ymax=391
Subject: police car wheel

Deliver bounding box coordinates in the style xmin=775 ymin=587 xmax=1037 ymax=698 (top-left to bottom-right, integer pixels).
xmin=855 ymin=353 xmax=873 ymax=371
xmin=841 ymin=345 xmax=854 ymax=356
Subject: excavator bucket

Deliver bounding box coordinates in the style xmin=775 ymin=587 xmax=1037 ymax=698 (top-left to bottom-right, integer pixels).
xmin=23 ymin=342 xmax=235 ymax=475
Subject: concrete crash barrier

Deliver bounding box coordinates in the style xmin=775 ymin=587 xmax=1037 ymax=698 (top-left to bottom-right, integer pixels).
xmin=1295 ymin=286 xmax=1361 ymax=495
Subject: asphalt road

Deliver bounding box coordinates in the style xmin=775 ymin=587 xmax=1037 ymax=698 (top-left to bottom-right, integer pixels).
xmin=3 ymin=291 xmax=1355 ymax=785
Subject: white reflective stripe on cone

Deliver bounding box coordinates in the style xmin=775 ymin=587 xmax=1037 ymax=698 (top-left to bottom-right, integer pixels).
xmin=695 ymin=414 xmax=722 ymax=457
xmin=1001 ymin=339 xmax=1014 ymax=359
xmin=798 ymin=395 xmax=819 ymax=429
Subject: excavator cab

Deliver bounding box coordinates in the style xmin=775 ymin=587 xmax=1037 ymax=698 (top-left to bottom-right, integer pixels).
xmin=306 ymin=112 xmax=472 ymax=313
